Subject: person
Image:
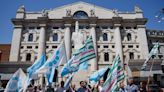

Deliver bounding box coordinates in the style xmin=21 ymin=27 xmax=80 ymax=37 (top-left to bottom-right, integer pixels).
xmin=66 ymin=84 xmax=77 ymax=92
xmin=26 ymin=84 xmax=34 ymax=92
xmin=45 ymin=85 xmax=54 ymax=92
xmin=98 ymin=79 xmax=104 ymax=92
xmin=139 ymin=81 xmax=146 ymax=92
xmin=56 ymin=81 xmax=65 ymax=92
xmin=119 ymin=81 xmax=127 ymax=92
xmin=77 ymin=81 xmax=88 ymax=92
xmin=125 ymin=78 xmax=139 ymax=92
xmin=91 ymin=84 xmax=99 ymax=92
xmin=83 ymin=81 xmax=91 ymax=92
xmin=33 ymin=86 xmax=38 ymax=92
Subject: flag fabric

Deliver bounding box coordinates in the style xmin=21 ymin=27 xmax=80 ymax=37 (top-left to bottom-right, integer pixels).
xmin=27 ymin=54 xmax=46 ymax=82
xmin=103 ymin=55 xmax=125 ymax=92
xmin=5 ymin=68 xmax=27 ymax=92
xmin=36 ymin=42 xmax=67 ymax=85
xmin=89 ymin=66 xmax=109 ymax=84
xmin=60 ymin=36 xmax=96 ymax=77
xmin=64 ymin=73 xmax=75 ymax=90
xmin=141 ymin=43 xmax=160 ymax=70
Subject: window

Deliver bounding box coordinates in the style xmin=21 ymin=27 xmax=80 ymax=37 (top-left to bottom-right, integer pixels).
xmin=35 ymin=46 xmax=38 ymax=49
xmin=21 ymin=46 xmax=24 ymax=49
xmin=112 ymin=45 xmax=115 ymax=48
xmin=128 ymin=45 xmax=133 ymax=48
xmin=97 ymin=45 xmax=100 ymax=48
xmin=138 ymin=55 xmax=140 ymax=59
xmin=0 ymin=51 xmax=2 ymax=61
xmin=26 ymin=53 xmax=31 ymax=61
xmin=103 ymin=45 xmax=108 ymax=48
xmin=104 ymin=53 xmax=109 ymax=61
xmin=52 ymin=46 xmax=57 ymax=48
xmin=127 ymin=33 xmax=131 ymax=41
xmin=103 ymin=33 xmax=108 ymax=41
xmin=136 ymin=45 xmax=139 ymax=48
xmin=53 ymin=33 xmax=58 ymax=41
xmin=28 ymin=34 xmax=33 ymax=42
xmin=53 ymin=27 xmax=59 ymax=29
xmin=122 ymin=45 xmax=125 ymax=48
xmin=73 ymin=11 xmax=88 ymax=19
xmin=27 ymin=46 xmax=32 ymax=49
xmin=129 ymin=52 xmax=134 ymax=59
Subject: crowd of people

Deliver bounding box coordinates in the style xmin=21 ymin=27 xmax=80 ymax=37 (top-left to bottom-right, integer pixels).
xmin=24 ymin=78 xmax=161 ymax=92
xmin=0 ymin=77 xmax=163 ymax=92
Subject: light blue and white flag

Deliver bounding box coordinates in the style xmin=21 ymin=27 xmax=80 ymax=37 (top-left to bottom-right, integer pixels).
xmin=141 ymin=43 xmax=160 ymax=70
xmin=64 ymin=73 xmax=75 ymax=90
xmin=89 ymin=67 xmax=109 ymax=84
xmin=5 ymin=68 xmax=27 ymax=92
xmin=36 ymin=42 xmax=67 ymax=85
xmin=27 ymin=54 xmax=46 ymax=82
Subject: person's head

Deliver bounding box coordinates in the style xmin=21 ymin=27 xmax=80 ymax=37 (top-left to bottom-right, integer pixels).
xmin=128 ymin=78 xmax=134 ymax=85
xmin=60 ymin=81 xmax=65 ymax=87
xmin=80 ymin=81 xmax=84 ymax=87
xmin=71 ymin=84 xmax=76 ymax=89
xmin=99 ymin=79 xmax=104 ymax=86
xmin=34 ymin=86 xmax=37 ymax=91
xmin=120 ymin=81 xmax=125 ymax=89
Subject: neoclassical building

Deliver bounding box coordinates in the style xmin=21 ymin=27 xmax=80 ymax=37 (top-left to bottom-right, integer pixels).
xmin=1 ymin=1 xmax=164 ymax=84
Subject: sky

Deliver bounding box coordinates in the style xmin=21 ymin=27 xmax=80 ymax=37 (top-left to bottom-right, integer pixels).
xmin=0 ymin=0 xmax=164 ymax=44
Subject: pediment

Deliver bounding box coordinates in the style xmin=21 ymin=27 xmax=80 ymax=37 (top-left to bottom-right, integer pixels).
xmin=48 ymin=1 xmax=115 ymax=19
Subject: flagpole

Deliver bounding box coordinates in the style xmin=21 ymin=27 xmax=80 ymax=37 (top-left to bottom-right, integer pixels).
xmin=146 ymin=56 xmax=155 ymax=90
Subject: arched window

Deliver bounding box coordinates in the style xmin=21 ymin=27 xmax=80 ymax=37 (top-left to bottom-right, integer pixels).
xmin=53 ymin=33 xmax=58 ymax=41
xmin=129 ymin=52 xmax=134 ymax=59
xmin=28 ymin=33 xmax=33 ymax=42
xmin=104 ymin=53 xmax=109 ymax=61
xmin=127 ymin=33 xmax=131 ymax=41
xmin=103 ymin=33 xmax=108 ymax=41
xmin=26 ymin=53 xmax=31 ymax=61
xmin=73 ymin=11 xmax=88 ymax=19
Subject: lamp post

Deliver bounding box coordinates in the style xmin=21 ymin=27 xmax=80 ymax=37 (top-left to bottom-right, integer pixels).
xmin=155 ymin=8 xmax=164 ymax=23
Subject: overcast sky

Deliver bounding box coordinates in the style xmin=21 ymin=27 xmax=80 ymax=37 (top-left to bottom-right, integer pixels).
xmin=0 ymin=0 xmax=164 ymax=44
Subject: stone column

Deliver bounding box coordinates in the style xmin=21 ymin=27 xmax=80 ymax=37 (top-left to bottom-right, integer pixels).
xmin=137 ymin=25 xmax=149 ymax=58
xmin=64 ymin=24 xmax=71 ymax=60
xmin=114 ymin=24 xmax=123 ymax=62
xmin=38 ymin=25 xmax=46 ymax=58
xmin=9 ymin=25 xmax=23 ymax=62
xmin=38 ymin=25 xmax=46 ymax=88
xmin=90 ymin=24 xmax=98 ymax=71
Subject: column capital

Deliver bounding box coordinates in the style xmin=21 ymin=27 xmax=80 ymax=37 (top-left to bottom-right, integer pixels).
xmin=64 ymin=24 xmax=71 ymax=27
xmin=89 ymin=24 xmax=97 ymax=27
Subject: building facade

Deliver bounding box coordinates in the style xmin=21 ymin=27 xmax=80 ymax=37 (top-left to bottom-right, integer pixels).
xmin=1 ymin=1 xmax=164 ymax=84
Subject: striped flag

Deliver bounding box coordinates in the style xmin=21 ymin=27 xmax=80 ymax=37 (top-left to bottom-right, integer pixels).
xmin=5 ymin=68 xmax=27 ymax=92
xmin=141 ymin=43 xmax=160 ymax=70
xmin=103 ymin=55 xmax=125 ymax=92
xmin=36 ymin=42 xmax=67 ymax=85
xmin=64 ymin=73 xmax=75 ymax=90
xmin=61 ymin=36 xmax=96 ymax=77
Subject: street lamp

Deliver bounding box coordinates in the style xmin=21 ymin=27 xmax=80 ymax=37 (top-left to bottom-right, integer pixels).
xmin=155 ymin=8 xmax=164 ymax=23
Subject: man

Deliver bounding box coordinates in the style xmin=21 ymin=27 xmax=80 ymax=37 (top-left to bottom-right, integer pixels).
xmin=119 ymin=81 xmax=127 ymax=92
xmin=77 ymin=81 xmax=88 ymax=92
xmin=56 ymin=81 xmax=65 ymax=92
xmin=125 ymin=78 xmax=139 ymax=92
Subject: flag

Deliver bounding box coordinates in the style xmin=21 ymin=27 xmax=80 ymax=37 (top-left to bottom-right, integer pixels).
xmin=5 ymin=68 xmax=27 ymax=92
xmin=27 ymin=54 xmax=46 ymax=82
xmin=103 ymin=55 xmax=125 ymax=92
xmin=141 ymin=43 xmax=160 ymax=70
xmin=60 ymin=36 xmax=96 ymax=77
xmin=60 ymin=56 xmax=78 ymax=77
xmin=36 ymin=42 xmax=67 ymax=85
xmin=89 ymin=67 xmax=109 ymax=84
xmin=64 ymin=73 xmax=75 ymax=90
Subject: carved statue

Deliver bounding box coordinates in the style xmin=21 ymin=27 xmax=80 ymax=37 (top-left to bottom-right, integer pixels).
xmin=90 ymin=9 xmax=95 ymax=17
xmin=113 ymin=9 xmax=119 ymax=17
xmin=72 ymin=21 xmax=84 ymax=50
xmin=134 ymin=6 xmax=142 ymax=13
xmin=66 ymin=9 xmax=71 ymax=17
xmin=17 ymin=5 xmax=25 ymax=12
xmin=42 ymin=9 xmax=48 ymax=17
